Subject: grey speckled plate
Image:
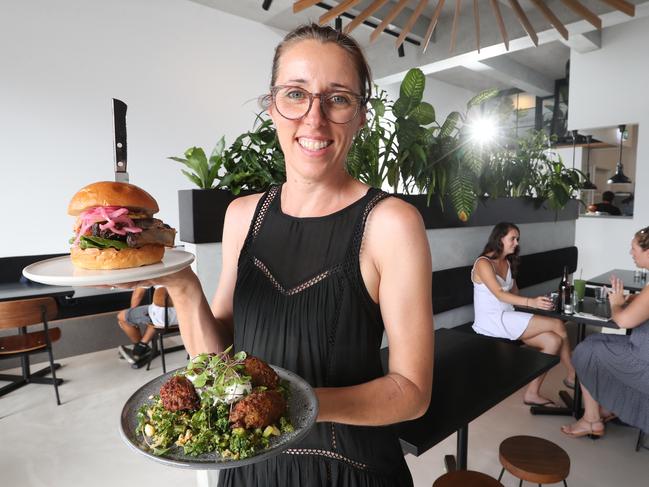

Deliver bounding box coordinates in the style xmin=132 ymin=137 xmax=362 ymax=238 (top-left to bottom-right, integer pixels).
xmin=119 ymin=366 xmax=318 ymax=470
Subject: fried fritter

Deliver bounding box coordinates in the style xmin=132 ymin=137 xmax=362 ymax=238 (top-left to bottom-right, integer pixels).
xmin=243 ymin=356 xmax=279 ymax=389
xmin=229 ymin=390 xmax=286 ymax=429
xmin=160 ymin=375 xmax=200 ymax=412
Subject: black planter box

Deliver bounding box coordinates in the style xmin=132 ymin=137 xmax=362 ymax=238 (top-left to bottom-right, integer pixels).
xmin=396 ymin=194 xmax=579 ymax=229
xmin=178 ymin=189 xmax=255 ymax=244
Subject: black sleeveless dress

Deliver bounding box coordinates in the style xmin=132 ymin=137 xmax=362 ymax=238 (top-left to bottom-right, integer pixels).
xmin=218 ymin=185 xmax=413 ymax=487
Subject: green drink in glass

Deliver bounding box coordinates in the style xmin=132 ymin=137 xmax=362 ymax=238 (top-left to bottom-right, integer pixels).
xmin=574 ymin=279 xmax=586 ymax=301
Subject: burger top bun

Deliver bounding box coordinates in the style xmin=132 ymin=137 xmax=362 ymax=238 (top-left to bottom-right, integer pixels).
xmin=68 ymin=181 xmax=159 ymax=216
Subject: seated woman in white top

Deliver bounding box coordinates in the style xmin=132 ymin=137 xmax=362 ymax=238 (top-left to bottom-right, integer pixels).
xmin=472 ymin=222 xmax=576 ymax=407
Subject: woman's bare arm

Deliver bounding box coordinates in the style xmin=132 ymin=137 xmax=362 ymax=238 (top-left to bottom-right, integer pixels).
xmin=316 ymin=199 xmax=434 ymax=425
xmin=474 ymin=259 xmax=550 ymax=309
xmin=609 ymin=276 xmax=649 ymax=329
xmin=162 ymin=194 xmax=261 ymax=357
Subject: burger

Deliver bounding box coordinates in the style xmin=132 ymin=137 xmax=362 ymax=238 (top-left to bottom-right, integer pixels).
xmin=68 ymin=181 xmax=176 ymax=270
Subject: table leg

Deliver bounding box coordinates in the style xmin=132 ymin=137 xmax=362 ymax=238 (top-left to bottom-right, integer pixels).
xmin=444 ymin=425 xmax=468 ymax=472
xmin=456 ymin=425 xmax=468 ymax=470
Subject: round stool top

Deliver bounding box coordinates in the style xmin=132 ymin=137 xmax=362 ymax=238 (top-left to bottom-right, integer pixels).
xmin=499 ymin=435 xmax=570 ymax=483
xmin=433 ymin=470 xmax=504 ymax=487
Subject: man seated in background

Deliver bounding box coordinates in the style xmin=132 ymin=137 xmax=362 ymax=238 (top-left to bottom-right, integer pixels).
xmin=117 ymin=286 xmax=177 ymax=367
xmin=593 ymin=191 xmax=622 ymax=215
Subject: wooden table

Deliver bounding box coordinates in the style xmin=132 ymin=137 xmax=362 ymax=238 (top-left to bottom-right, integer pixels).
xmin=381 ymin=329 xmax=558 ymax=471
xmin=587 ymin=268 xmax=647 ymax=293
xmin=515 ymin=297 xmax=617 ymax=417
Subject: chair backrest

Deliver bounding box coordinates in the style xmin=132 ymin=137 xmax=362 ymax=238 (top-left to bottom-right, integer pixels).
xmin=0 ymin=297 xmax=58 ymax=329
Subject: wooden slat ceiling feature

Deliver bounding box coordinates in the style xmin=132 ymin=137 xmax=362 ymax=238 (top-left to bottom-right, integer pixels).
xmin=530 ymin=0 xmax=568 ymax=40
xmin=489 ymin=0 xmax=509 ymax=50
xmin=449 ymin=0 xmax=461 ymax=53
xmin=344 ymin=0 xmax=390 ymax=34
xmin=599 ymin=0 xmax=635 ymax=16
xmin=473 ymin=0 xmax=480 ymax=53
xmin=319 ymin=0 xmax=362 ymax=24
xmin=396 ymin=0 xmax=429 ymax=49
xmin=508 ymin=0 xmax=538 ymax=46
xmin=291 ymin=0 xmax=638 ymax=53
xmin=369 ymin=0 xmax=411 ymax=42
xmin=293 ymin=0 xmax=320 ymax=13
xmin=422 ymin=0 xmax=445 ymax=52
xmin=561 ymin=0 xmax=602 ymax=30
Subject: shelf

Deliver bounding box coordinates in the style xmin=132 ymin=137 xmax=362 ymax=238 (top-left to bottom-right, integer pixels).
xmin=554 ymin=142 xmax=615 ymax=149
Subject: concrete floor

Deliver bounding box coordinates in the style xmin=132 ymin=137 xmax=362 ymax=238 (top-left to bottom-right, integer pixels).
xmin=1 ymin=344 xmax=647 ymax=487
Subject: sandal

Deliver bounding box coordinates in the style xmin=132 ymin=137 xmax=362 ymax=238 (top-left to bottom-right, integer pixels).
xmin=602 ymin=413 xmax=617 ymax=424
xmin=561 ymin=419 xmax=605 ymax=439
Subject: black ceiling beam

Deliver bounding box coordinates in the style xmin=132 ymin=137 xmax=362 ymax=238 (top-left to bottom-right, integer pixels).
xmin=315 ymin=2 xmax=421 ymax=46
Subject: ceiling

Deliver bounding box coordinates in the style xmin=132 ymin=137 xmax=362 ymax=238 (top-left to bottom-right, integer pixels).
xmin=189 ymin=0 xmax=647 ymax=94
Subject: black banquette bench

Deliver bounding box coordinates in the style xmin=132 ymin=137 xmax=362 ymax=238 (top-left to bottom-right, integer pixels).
xmin=434 ymin=246 xmax=578 ymax=333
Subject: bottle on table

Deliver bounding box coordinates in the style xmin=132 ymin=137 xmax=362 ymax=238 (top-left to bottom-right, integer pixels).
xmin=558 ymin=266 xmax=574 ymax=314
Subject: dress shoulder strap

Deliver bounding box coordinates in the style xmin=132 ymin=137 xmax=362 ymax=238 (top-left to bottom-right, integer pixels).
xmin=471 ymin=256 xmax=496 ymax=283
xmin=240 ymin=185 xmax=280 ymax=254
xmin=345 ymin=188 xmax=391 ymax=264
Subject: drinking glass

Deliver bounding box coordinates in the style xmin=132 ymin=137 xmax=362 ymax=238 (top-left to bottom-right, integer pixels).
xmin=595 ymin=286 xmax=608 ymax=302
xmin=573 ymin=279 xmax=586 ymax=301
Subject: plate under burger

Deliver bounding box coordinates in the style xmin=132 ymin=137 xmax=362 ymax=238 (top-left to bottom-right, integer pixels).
xmin=119 ymin=365 xmax=318 ymax=470
xmin=22 ymin=249 xmax=194 ymax=287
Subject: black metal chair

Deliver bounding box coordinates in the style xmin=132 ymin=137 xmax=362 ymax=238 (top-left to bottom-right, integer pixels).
xmin=0 ymin=297 xmax=62 ymax=405
xmin=144 ymin=288 xmax=184 ymax=374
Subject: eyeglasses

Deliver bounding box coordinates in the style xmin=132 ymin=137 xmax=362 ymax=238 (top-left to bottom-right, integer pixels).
xmin=270 ymin=85 xmax=364 ymax=124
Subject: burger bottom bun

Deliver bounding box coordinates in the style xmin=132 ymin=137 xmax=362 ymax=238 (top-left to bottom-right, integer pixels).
xmin=70 ymin=245 xmax=165 ymax=270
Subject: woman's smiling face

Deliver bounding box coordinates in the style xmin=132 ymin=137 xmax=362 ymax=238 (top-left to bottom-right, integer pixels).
xmin=268 ymin=39 xmax=365 ymax=182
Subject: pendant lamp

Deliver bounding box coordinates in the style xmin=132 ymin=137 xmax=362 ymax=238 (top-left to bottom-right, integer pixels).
xmin=583 ymin=135 xmax=597 ymax=189
xmin=607 ymin=124 xmax=632 ymax=184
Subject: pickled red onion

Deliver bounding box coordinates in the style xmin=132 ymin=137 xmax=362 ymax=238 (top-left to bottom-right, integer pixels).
xmin=72 ymin=206 xmax=142 ymax=246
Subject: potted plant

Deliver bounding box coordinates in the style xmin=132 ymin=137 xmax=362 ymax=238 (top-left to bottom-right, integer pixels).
xmin=172 ymin=116 xmax=285 ymax=243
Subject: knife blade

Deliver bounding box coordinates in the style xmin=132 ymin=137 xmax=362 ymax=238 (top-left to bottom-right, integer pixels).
xmin=113 ymin=98 xmax=128 ymax=182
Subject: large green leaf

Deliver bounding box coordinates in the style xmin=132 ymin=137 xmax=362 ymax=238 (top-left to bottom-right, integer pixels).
xmin=449 ymin=172 xmax=476 ymax=222
xmin=409 ymin=102 xmax=435 ymax=125
xmin=394 ymin=68 xmax=425 ymax=117
xmin=396 ymin=118 xmax=420 ymax=150
xmin=440 ymin=112 xmax=461 ymax=137
xmin=466 ymin=88 xmax=500 ymax=109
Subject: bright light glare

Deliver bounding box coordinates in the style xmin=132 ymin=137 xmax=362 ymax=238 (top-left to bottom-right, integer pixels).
xmin=467 ymin=117 xmax=498 ymax=146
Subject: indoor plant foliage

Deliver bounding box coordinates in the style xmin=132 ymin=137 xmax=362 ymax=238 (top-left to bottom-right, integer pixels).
xmin=478 ymin=131 xmax=585 ymax=210
xmin=172 ymin=68 xmax=584 ymax=226
xmin=170 ymin=115 xmax=285 ymax=195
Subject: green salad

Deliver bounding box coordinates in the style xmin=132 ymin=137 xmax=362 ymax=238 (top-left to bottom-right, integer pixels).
xmin=135 ymin=349 xmax=294 ymax=459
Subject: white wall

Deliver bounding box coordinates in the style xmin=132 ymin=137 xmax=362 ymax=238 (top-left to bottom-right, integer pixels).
xmin=0 ymin=0 xmax=283 ymax=257
xmin=569 ymin=15 xmax=649 ymax=278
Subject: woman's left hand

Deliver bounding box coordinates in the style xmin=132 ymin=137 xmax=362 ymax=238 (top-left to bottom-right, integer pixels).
xmin=608 ymin=276 xmax=626 ymax=307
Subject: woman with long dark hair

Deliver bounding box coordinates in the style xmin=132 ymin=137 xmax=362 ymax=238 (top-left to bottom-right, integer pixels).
xmin=472 ymin=222 xmax=575 ymax=406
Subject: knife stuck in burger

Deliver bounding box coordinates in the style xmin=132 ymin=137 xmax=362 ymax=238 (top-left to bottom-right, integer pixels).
xmin=68 ymin=181 xmax=176 ymax=270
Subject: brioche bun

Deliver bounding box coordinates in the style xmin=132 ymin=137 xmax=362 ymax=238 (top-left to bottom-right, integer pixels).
xmin=70 ymin=245 xmax=165 ymax=270
xmin=68 ymin=181 xmax=159 ymax=216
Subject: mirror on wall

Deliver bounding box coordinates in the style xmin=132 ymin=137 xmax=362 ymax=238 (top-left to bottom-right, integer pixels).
xmin=570 ymin=124 xmax=638 ymax=217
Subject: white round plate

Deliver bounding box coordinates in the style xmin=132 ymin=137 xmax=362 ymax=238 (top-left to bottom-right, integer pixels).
xmin=22 ymin=249 xmax=195 ymax=287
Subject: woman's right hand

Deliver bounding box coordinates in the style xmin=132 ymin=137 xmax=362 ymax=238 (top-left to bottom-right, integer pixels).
xmin=96 ymin=265 xmax=197 ymax=292
xmin=531 ymin=295 xmax=554 ymax=310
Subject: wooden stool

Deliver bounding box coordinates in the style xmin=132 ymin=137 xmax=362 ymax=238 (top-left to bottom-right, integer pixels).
xmin=498 ymin=435 xmax=570 ymax=486
xmin=434 ymin=470 xmax=504 ymax=487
